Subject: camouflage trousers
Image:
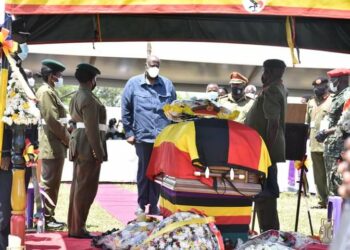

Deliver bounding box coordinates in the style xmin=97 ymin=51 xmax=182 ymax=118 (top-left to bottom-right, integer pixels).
xmin=324 ymin=155 xmax=342 ymax=196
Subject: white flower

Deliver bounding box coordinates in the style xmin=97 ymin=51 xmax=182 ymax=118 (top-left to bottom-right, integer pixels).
xmin=2 ymin=116 xmax=13 ymax=126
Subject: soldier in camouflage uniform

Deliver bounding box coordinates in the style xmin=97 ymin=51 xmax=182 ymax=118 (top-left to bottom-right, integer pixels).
xmin=316 ymin=69 xmax=350 ymax=195
xmin=218 ymin=71 xmax=254 ymax=123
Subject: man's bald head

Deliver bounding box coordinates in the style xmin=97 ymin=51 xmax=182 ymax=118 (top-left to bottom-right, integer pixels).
xmin=146 ymin=55 xmax=160 ymax=67
xmin=206 ymin=83 xmax=219 ymax=93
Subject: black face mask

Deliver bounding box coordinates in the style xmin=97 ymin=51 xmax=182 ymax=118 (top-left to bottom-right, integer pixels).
xmin=231 ymin=86 xmax=245 ymax=99
xmin=91 ymin=80 xmax=97 ymax=91
xmin=313 ymin=86 xmax=327 ymax=97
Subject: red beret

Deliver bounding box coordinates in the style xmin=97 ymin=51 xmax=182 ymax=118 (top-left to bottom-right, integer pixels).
xmin=327 ymin=68 xmax=350 ymax=78
xmin=229 ymin=72 xmax=248 ymax=84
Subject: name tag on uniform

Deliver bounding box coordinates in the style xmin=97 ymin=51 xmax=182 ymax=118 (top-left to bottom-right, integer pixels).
xmin=310 ymin=121 xmax=315 ymax=128
xmin=320 ymin=119 xmax=330 ymax=131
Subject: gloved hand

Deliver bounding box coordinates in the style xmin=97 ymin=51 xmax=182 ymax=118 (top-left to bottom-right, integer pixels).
xmin=315 ymin=130 xmax=328 ymax=143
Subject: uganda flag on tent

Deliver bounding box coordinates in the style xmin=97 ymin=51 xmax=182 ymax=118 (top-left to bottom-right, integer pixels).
xmin=147 ymin=118 xmax=271 ymax=187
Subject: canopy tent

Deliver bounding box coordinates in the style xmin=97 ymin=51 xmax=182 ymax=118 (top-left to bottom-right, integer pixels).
xmin=4 ymin=0 xmax=350 ymax=54
xmin=5 ymin=0 xmax=350 ymax=17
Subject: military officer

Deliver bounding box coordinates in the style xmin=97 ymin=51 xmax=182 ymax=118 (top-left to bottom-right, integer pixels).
xmin=305 ymin=77 xmax=332 ymax=208
xmin=245 ymin=59 xmax=288 ymax=232
xmin=67 ymin=64 xmax=107 ymax=239
xmin=218 ymin=72 xmax=254 ymax=123
xmin=316 ymin=69 xmax=350 ymax=195
xmin=36 ymin=59 xmax=69 ymax=230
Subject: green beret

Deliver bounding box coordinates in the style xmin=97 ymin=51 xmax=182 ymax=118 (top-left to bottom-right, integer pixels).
xmin=76 ymin=63 xmax=101 ymax=75
xmin=263 ymin=59 xmax=286 ymax=69
xmin=41 ymin=59 xmax=66 ymax=73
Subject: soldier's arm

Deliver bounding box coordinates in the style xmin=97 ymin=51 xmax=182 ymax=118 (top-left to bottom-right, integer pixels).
xmin=305 ymin=102 xmax=312 ymax=137
xmin=40 ymin=90 xmax=70 ymax=146
xmin=81 ymin=99 xmax=104 ymax=162
xmin=305 ymin=102 xmax=311 ymax=125
xmin=263 ymin=86 xmax=281 ymax=149
xmin=121 ymin=81 xmax=134 ymax=139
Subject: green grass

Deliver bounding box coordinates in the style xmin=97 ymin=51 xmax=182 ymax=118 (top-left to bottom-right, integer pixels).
xmin=277 ymin=192 xmax=326 ymax=236
xmin=53 ymin=184 xmax=326 ymax=236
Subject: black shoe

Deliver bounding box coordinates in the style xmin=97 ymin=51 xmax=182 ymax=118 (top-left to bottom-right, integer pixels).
xmin=45 ymin=218 xmax=66 ymax=230
xmin=68 ymin=231 xmax=94 ymax=239
xmin=311 ymin=204 xmax=327 ymax=209
xmin=50 ymin=218 xmax=67 ymax=227
xmin=148 ymin=206 xmax=161 ymax=215
xmin=46 ymin=221 xmax=65 ymax=230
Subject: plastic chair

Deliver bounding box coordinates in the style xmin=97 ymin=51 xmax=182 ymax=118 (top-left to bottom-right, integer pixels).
xmin=328 ymin=196 xmax=343 ymax=236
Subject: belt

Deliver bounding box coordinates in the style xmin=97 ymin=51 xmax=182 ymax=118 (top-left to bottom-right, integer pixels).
xmin=41 ymin=118 xmax=68 ymax=125
xmin=76 ymin=122 xmax=107 ymax=132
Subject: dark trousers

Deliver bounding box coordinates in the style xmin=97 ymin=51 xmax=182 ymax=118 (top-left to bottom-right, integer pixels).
xmin=256 ymin=163 xmax=280 ymax=232
xmin=311 ymin=152 xmax=329 ymax=205
xmin=41 ymin=158 xmax=64 ymax=221
xmin=135 ymin=142 xmax=160 ymax=209
xmin=0 ymin=170 xmax=12 ymax=250
xmin=68 ymin=159 xmax=101 ymax=235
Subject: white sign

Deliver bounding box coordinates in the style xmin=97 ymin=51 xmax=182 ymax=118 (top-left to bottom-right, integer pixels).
xmin=242 ymin=0 xmax=266 ymax=13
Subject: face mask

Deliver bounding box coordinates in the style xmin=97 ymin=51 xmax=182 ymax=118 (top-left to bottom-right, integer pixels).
xmin=92 ymin=79 xmax=97 ymax=91
xmin=147 ymin=67 xmax=159 ymax=78
xmin=206 ymin=91 xmax=218 ymax=101
xmin=27 ymin=77 xmax=35 ymax=87
xmin=18 ymin=43 xmax=29 ymax=61
xmin=329 ymin=81 xmax=338 ymax=93
xmin=231 ymin=86 xmax=244 ymax=98
xmin=313 ymin=86 xmax=327 ymax=97
xmin=54 ymin=77 xmax=64 ymax=88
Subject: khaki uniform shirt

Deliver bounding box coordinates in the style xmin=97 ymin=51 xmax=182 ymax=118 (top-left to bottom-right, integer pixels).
xmin=36 ymin=83 xmax=69 ymax=159
xmin=305 ymin=95 xmax=332 ymax=152
xmin=69 ymin=86 xmax=107 ymax=162
xmin=218 ymin=95 xmax=254 ymax=123
xmin=245 ymin=82 xmax=287 ymax=163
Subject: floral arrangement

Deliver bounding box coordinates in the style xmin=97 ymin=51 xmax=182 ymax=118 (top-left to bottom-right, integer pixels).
xmin=92 ymin=215 xmax=159 ymax=250
xmin=163 ymin=99 xmax=240 ymax=122
xmin=92 ymin=211 xmax=224 ymax=250
xmin=236 ymin=230 xmax=320 ymax=250
xmin=2 ymin=71 xmax=40 ymax=126
xmin=139 ymin=211 xmax=223 ymax=250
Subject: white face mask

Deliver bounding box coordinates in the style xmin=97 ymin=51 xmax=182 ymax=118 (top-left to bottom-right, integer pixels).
xmin=54 ymin=77 xmax=64 ymax=88
xmin=206 ymin=91 xmax=218 ymax=101
xmin=147 ymin=67 xmax=159 ymax=78
xmin=18 ymin=43 xmax=29 ymax=61
xmin=329 ymin=81 xmax=338 ymax=93
xmin=27 ymin=77 xmax=35 ymax=87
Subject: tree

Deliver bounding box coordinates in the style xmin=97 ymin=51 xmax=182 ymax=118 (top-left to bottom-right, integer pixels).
xmin=55 ymin=85 xmax=122 ymax=107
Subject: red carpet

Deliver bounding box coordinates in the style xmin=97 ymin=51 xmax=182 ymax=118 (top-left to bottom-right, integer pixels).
xmin=95 ymin=184 xmax=138 ymax=225
xmin=25 ymin=232 xmax=98 ymax=250
xmin=25 ymin=185 xmax=138 ymax=249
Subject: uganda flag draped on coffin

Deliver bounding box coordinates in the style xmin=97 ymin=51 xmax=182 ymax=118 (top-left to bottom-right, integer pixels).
xmin=147 ymin=118 xmax=271 ymax=242
xmin=146 ymin=118 xmax=271 ymax=186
